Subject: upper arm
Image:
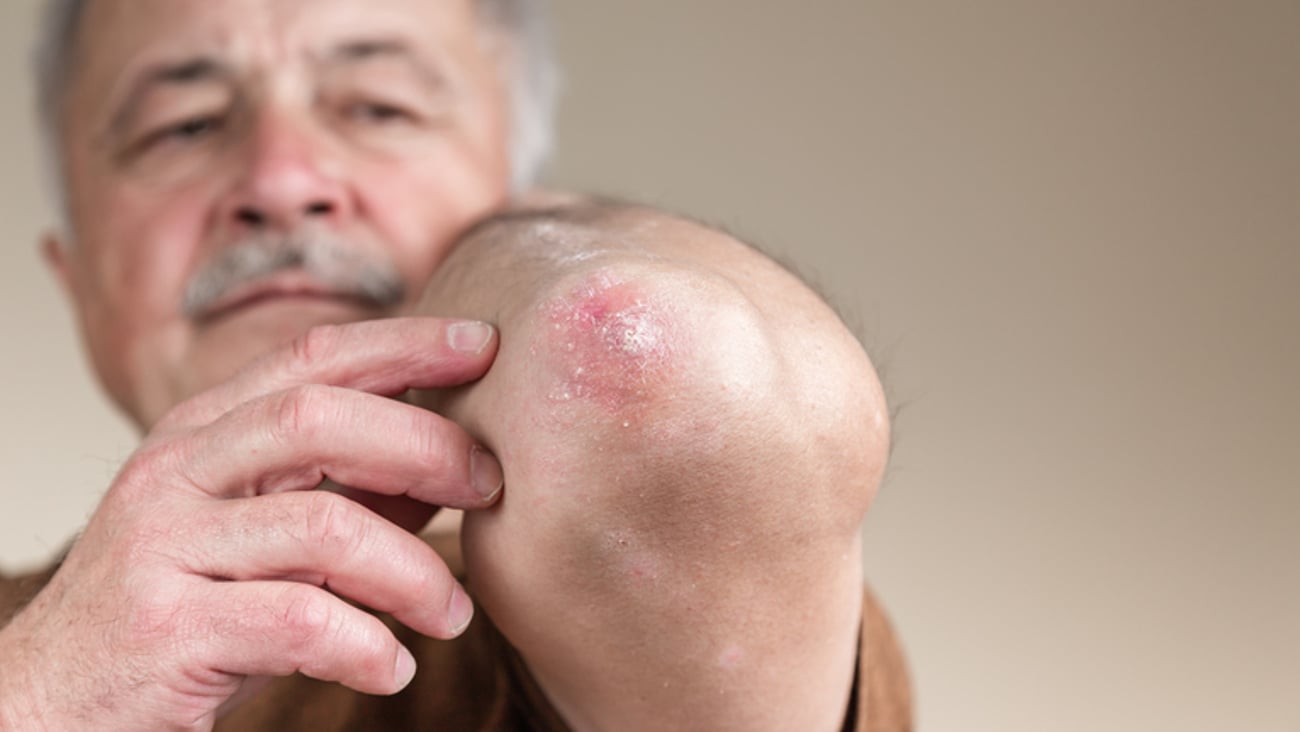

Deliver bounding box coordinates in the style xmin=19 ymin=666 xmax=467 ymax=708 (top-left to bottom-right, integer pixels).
xmin=414 ymin=202 xmax=890 ymax=732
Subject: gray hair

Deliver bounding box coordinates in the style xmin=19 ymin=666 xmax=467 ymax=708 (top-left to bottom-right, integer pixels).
xmin=33 ymin=0 xmax=560 ymax=218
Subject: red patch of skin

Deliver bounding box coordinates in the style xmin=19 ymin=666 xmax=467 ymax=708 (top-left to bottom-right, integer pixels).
xmin=535 ymin=271 xmax=678 ymax=415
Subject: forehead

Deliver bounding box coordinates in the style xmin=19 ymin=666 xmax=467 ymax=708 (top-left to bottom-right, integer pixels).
xmin=69 ymin=0 xmax=484 ymax=101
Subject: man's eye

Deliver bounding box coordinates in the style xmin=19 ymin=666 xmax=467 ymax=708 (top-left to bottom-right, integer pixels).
xmin=345 ymin=102 xmax=411 ymax=123
xmin=152 ymin=115 xmax=222 ymax=144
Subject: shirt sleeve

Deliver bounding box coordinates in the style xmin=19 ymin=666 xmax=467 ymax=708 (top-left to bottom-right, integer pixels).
xmin=854 ymin=582 xmax=914 ymax=732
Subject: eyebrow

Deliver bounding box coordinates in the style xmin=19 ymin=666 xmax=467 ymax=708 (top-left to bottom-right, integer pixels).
xmin=108 ymin=56 xmax=234 ymax=135
xmin=102 ymin=37 xmax=451 ymax=141
xmin=319 ymin=37 xmax=452 ymax=90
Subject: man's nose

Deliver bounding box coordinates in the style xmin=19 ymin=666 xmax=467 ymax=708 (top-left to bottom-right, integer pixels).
xmin=220 ymin=111 xmax=353 ymax=232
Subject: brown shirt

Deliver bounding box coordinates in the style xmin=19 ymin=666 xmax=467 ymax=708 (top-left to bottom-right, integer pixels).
xmin=0 ymin=533 xmax=912 ymax=731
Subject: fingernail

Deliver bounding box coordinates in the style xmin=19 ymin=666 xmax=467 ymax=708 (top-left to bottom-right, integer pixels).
xmin=448 ymin=583 xmax=475 ymax=636
xmin=394 ymin=646 xmax=417 ymax=689
xmin=470 ymin=445 xmax=504 ymax=502
xmin=448 ymin=321 xmax=494 ymax=355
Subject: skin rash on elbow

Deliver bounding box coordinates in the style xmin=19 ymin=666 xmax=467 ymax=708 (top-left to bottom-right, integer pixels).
xmin=522 ymin=266 xmax=779 ymax=440
xmin=536 ymin=269 xmax=677 ymax=412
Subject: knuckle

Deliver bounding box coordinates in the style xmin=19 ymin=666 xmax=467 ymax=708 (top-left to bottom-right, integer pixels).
xmin=150 ymin=403 xmax=192 ymax=435
xmin=152 ymin=392 xmax=213 ymax=434
xmin=288 ymin=324 xmax=344 ymax=371
xmin=301 ymin=492 xmax=367 ymax=558
xmin=116 ymin=521 xmax=176 ymax=569
xmin=271 ymin=384 xmax=331 ymax=443
xmin=121 ymin=582 xmax=189 ymax=646
xmin=113 ymin=439 xmax=188 ymax=500
xmin=407 ymin=413 xmax=452 ymax=472
xmin=353 ymin=632 xmax=394 ymax=681
xmin=99 ymin=453 xmax=190 ymax=563
xmin=277 ymin=585 xmax=335 ymax=649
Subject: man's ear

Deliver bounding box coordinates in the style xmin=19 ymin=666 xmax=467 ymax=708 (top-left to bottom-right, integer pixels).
xmin=41 ymin=231 xmax=81 ymax=304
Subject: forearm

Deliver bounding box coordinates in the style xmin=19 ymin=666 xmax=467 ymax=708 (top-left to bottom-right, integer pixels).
xmin=0 ymin=585 xmax=54 ymax=730
xmin=412 ymin=200 xmax=889 ymax=731
xmin=0 ymin=559 xmax=69 ymax=726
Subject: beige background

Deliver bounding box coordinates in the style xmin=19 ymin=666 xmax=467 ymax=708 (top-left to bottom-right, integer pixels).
xmin=2 ymin=1 xmax=1297 ymax=730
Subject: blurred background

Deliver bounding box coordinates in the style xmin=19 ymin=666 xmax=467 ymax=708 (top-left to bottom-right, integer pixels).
xmin=1 ymin=1 xmax=1296 ymax=729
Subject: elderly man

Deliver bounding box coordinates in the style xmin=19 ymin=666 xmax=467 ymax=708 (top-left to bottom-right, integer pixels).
xmin=0 ymin=0 xmax=909 ymax=729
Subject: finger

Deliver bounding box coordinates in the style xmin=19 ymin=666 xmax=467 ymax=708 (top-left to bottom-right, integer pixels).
xmin=174 ymin=384 xmax=505 ymax=508
xmin=184 ymin=491 xmax=473 ymax=639
xmin=194 ymin=581 xmax=426 ymax=696
xmin=157 ymin=317 xmax=498 ymax=433
xmin=321 ymin=480 xmax=440 ymax=535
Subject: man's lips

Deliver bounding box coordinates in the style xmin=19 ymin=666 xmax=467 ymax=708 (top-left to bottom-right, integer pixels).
xmin=193 ymin=271 xmax=381 ymax=323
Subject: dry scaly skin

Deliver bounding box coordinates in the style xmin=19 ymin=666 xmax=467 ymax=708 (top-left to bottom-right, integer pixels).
xmin=535 ymin=270 xmax=678 ymax=415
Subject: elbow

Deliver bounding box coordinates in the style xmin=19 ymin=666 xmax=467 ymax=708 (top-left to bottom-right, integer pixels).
xmin=505 ymin=254 xmax=889 ymax=549
xmin=439 ymin=211 xmax=891 ymax=729
xmin=523 ymin=262 xmax=779 ymax=446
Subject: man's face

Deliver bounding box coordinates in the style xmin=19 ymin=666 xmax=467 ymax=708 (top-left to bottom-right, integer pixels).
xmin=48 ymin=0 xmax=512 ymax=428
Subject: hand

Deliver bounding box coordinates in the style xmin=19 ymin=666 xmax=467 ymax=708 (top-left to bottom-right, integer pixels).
xmin=0 ymin=318 xmax=502 ymax=731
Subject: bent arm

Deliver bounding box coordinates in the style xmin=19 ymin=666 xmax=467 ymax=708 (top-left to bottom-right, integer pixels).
xmin=413 ymin=201 xmax=891 ymax=731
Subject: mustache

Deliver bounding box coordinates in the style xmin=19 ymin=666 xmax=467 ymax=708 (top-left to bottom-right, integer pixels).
xmin=181 ymin=229 xmax=407 ymax=318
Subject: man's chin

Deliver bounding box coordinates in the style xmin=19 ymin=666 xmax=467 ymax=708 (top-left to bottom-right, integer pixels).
xmin=182 ymin=297 xmax=386 ymax=390
xmin=196 ymin=293 xmax=385 ymax=329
